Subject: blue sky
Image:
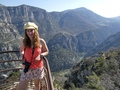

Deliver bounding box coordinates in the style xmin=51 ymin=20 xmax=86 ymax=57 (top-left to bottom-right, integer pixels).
xmin=0 ymin=0 xmax=120 ymax=18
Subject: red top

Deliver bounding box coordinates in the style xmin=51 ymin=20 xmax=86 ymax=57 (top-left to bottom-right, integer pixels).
xmin=24 ymin=47 xmax=43 ymax=69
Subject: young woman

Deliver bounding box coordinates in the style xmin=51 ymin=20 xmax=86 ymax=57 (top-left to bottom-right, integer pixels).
xmin=18 ymin=22 xmax=49 ymax=90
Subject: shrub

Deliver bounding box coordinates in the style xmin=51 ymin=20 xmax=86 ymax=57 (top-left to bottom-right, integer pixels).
xmin=94 ymin=56 xmax=107 ymax=75
xmin=86 ymin=72 xmax=105 ymax=90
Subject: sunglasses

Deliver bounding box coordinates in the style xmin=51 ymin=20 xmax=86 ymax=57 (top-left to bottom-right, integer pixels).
xmin=25 ymin=29 xmax=34 ymax=32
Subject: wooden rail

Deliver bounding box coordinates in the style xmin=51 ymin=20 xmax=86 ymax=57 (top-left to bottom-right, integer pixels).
xmin=0 ymin=50 xmax=19 ymax=54
xmin=43 ymin=56 xmax=54 ymax=90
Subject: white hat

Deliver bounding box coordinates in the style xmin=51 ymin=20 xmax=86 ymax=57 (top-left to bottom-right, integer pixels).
xmin=24 ymin=22 xmax=38 ymax=30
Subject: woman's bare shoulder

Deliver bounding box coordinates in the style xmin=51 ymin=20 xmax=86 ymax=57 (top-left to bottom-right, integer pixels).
xmin=40 ymin=38 xmax=46 ymax=43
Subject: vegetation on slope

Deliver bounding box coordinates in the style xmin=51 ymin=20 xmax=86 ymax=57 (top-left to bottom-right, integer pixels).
xmin=63 ymin=47 xmax=120 ymax=90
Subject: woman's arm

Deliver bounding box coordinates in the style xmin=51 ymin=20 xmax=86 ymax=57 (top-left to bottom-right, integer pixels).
xmin=20 ymin=38 xmax=25 ymax=55
xmin=40 ymin=38 xmax=49 ymax=56
xmin=35 ymin=38 xmax=49 ymax=61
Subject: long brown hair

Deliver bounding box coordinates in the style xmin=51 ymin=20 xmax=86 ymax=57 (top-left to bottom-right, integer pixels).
xmin=23 ymin=29 xmax=40 ymax=48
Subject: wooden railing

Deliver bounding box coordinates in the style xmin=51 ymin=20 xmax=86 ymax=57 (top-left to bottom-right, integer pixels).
xmin=0 ymin=50 xmax=55 ymax=90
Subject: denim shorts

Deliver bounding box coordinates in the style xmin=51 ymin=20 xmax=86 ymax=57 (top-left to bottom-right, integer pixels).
xmin=20 ymin=67 xmax=44 ymax=81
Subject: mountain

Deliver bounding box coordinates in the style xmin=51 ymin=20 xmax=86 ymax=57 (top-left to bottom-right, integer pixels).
xmin=57 ymin=7 xmax=108 ymax=34
xmin=0 ymin=4 xmax=120 ymax=71
xmin=48 ymin=33 xmax=79 ymax=52
xmin=47 ymin=33 xmax=81 ymax=71
xmin=85 ymin=31 xmax=120 ymax=57
xmin=50 ymin=7 xmax=120 ymax=35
